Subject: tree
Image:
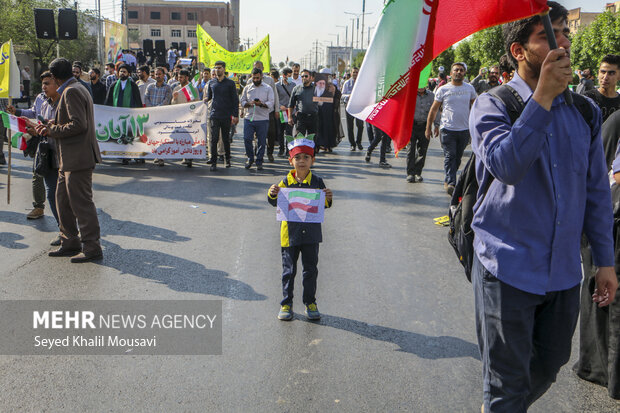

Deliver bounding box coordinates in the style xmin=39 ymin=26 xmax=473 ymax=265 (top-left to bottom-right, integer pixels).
xmin=0 ymin=0 xmax=98 ymax=75
xmin=571 ymin=11 xmax=620 ymax=75
xmin=468 ymin=25 xmax=504 ymax=69
xmin=352 ymin=51 xmax=366 ymax=68
xmin=454 ymin=39 xmax=480 ymax=76
xmin=431 ymin=46 xmax=455 ymax=76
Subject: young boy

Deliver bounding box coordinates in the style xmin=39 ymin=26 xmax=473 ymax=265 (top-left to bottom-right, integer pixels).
xmin=268 ymin=134 xmax=333 ymax=321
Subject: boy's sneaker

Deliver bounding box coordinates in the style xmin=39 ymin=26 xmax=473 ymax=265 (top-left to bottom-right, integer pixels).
xmin=278 ymin=305 xmax=293 ymax=321
xmin=305 ymin=303 xmax=321 ymax=320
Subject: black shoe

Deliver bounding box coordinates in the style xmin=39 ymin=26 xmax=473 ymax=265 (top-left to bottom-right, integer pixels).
xmin=268 ymin=154 xmax=275 ymax=162
xmin=49 ymin=247 xmax=82 ymax=257
xmin=365 ymin=152 xmax=371 ymax=162
xmin=357 ymin=143 xmax=363 ymax=150
xmin=206 ymin=159 xmax=214 ymax=165
xmin=225 ymin=160 xmax=231 ymax=168
xmin=210 ymin=164 xmax=217 ymax=172
xmin=70 ymin=251 xmax=103 ymax=263
xmin=218 ymin=155 xmax=224 ymax=162
xmin=379 ymin=161 xmax=392 ymax=168
xmin=350 ymin=145 xmax=356 ymax=151
xmin=121 ymin=159 xmax=129 ymax=165
xmin=0 ymin=156 xmax=6 ymax=165
xmin=277 ymin=149 xmax=285 ymax=157
xmin=245 ymin=160 xmax=253 ymax=169
xmin=257 ymin=164 xmax=263 ymax=170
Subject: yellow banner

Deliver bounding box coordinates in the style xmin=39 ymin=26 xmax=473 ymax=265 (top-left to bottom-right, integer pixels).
xmin=0 ymin=40 xmax=20 ymax=98
xmin=197 ymin=25 xmax=270 ymax=74
xmin=104 ymin=20 xmax=128 ymax=63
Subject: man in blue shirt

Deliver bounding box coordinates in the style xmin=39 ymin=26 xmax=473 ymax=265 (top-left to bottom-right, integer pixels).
xmin=469 ymin=2 xmax=617 ymax=411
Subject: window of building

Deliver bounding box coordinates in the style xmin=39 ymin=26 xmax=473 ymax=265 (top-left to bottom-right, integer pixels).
xmin=171 ymin=12 xmax=181 ymax=20
xmin=151 ymin=28 xmax=161 ymax=37
xmin=187 ymin=30 xmax=197 ymax=38
xmin=128 ymin=11 xmax=138 ymax=19
xmin=150 ymin=11 xmax=160 ymax=20
xmin=187 ymin=12 xmax=197 ymax=20
xmin=171 ymin=29 xmax=181 ymax=37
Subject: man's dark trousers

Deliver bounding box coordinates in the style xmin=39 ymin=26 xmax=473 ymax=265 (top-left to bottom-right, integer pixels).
xmin=472 ymin=255 xmax=580 ymax=412
xmin=209 ymin=117 xmax=231 ymax=166
xmin=440 ymin=128 xmax=469 ymax=185
xmin=346 ymin=111 xmax=364 ymax=147
xmin=267 ymin=111 xmax=278 ymax=157
xmin=281 ymin=243 xmax=319 ymax=306
xmin=368 ymin=125 xmax=389 ymax=163
xmin=295 ymin=113 xmax=317 ymax=136
xmin=407 ymin=122 xmax=430 ymax=177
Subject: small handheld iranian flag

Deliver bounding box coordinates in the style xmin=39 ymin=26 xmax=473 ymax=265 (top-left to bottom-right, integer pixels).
xmin=276 ymin=188 xmax=326 ymax=223
xmin=1 ymin=111 xmax=28 ymax=133
xmin=347 ymin=0 xmax=548 ymax=153
xmin=180 ymin=83 xmax=199 ymax=101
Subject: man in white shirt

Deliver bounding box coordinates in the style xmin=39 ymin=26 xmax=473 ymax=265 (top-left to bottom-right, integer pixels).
xmin=240 ymin=68 xmax=274 ymax=170
xmin=290 ymin=63 xmax=303 ymax=87
xmin=426 ymin=62 xmax=477 ymax=194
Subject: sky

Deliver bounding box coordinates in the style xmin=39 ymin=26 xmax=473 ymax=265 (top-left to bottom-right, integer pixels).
xmin=79 ymin=0 xmax=614 ymax=64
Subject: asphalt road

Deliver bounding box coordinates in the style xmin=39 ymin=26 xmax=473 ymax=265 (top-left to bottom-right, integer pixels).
xmin=0 ymin=121 xmax=619 ymax=412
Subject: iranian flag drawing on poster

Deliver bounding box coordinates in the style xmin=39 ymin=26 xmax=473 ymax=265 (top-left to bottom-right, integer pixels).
xmin=276 ymin=188 xmax=326 ymax=223
xmin=347 ymin=0 xmax=548 ymax=153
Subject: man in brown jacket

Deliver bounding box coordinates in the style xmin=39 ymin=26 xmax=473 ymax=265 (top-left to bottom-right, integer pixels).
xmin=36 ymin=58 xmax=103 ymax=263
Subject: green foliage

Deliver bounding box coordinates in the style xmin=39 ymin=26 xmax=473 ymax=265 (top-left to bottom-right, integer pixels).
xmin=469 ymin=26 xmax=504 ymax=69
xmin=571 ymin=11 xmax=620 ymax=75
xmin=0 ymin=0 xmax=99 ymax=74
xmin=352 ymin=51 xmax=366 ymax=68
xmin=431 ymin=46 xmax=454 ymax=76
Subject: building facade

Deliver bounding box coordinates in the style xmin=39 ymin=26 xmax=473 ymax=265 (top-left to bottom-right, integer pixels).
xmin=567 ymin=7 xmax=602 ymax=34
xmin=126 ymin=0 xmax=239 ymax=54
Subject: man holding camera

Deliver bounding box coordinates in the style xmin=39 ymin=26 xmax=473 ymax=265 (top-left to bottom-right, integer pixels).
xmin=471 ymin=65 xmax=501 ymax=95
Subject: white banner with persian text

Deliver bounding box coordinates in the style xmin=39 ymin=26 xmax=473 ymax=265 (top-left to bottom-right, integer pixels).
xmin=94 ymin=102 xmax=207 ymax=159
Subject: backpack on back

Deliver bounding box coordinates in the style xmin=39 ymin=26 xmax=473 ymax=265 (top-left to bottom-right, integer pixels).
xmin=447 ymin=85 xmax=595 ymax=282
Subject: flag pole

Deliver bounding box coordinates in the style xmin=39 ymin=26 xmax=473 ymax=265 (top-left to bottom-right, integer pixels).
xmin=6 ymin=96 xmax=11 ymax=204
xmin=541 ymin=13 xmax=572 ymax=105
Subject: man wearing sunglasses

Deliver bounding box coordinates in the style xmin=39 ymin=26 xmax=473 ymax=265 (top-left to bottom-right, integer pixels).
xmin=288 ymin=70 xmax=318 ymax=136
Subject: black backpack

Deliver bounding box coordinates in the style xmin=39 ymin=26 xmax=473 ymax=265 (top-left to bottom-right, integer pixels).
xmin=447 ymin=85 xmax=595 ymax=281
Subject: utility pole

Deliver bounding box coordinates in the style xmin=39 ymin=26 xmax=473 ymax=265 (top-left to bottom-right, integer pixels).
xmin=242 ymin=37 xmax=252 ymax=50
xmin=314 ymin=39 xmax=319 ymax=70
xmin=336 ymin=25 xmax=347 ymax=47
xmin=97 ymin=0 xmax=103 ymax=65
xmin=361 ymin=0 xmax=365 ymax=50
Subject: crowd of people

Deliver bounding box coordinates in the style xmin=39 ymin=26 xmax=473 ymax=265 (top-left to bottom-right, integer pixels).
xmin=0 ymin=1 xmax=620 ymax=407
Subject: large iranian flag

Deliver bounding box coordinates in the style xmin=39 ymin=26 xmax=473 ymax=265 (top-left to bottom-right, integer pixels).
xmin=347 ymin=0 xmax=548 ymax=153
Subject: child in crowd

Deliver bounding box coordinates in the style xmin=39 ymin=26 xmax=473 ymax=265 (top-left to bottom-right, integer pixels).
xmin=268 ymin=134 xmax=333 ymax=321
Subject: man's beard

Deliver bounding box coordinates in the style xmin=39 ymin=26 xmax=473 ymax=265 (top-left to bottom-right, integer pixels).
xmin=119 ymin=75 xmax=129 ymax=81
xmin=253 ymin=80 xmax=262 ymax=86
xmin=316 ymin=86 xmax=325 ymax=96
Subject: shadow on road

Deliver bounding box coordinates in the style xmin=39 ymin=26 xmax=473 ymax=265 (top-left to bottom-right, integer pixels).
xmin=0 ymin=211 xmax=57 ymax=233
xmin=300 ymin=313 xmax=480 ymax=360
xmin=0 ymin=232 xmax=29 ymax=249
xmin=99 ymin=240 xmax=267 ymax=301
xmin=98 ymin=209 xmax=191 ymax=243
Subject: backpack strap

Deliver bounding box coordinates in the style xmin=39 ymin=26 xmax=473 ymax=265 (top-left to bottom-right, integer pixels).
xmin=487 ymin=84 xmax=525 ymax=125
xmin=570 ymin=91 xmax=595 ymax=134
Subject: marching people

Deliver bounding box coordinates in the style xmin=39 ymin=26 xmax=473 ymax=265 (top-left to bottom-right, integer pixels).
xmin=253 ymin=61 xmax=279 ymax=163
xmin=584 ymin=54 xmax=620 ymax=122
xmin=89 ymin=68 xmax=107 ymax=105
xmin=144 ymin=67 xmax=173 ymax=167
xmin=6 ymin=72 xmax=60 ymax=228
xmin=342 ymin=67 xmax=365 ymax=151
xmin=240 ymin=67 xmax=274 ymax=170
xmin=275 ymin=67 xmax=295 ymax=157
xmin=469 ymin=2 xmax=617 ymax=410
xmin=406 ymin=86 xmax=439 ymax=183
xmin=205 ymin=61 xmax=239 ymax=171
xmin=288 ymin=69 xmax=318 ymax=136
xmin=471 ymin=65 xmax=501 ymax=95
xmin=136 ymin=65 xmax=155 ymax=105
xmin=426 ymin=62 xmax=477 ymax=195
xmin=35 ymin=58 xmax=103 ymax=263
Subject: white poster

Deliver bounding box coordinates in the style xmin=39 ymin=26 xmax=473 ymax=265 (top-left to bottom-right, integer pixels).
xmin=94 ymin=102 xmax=207 ymax=159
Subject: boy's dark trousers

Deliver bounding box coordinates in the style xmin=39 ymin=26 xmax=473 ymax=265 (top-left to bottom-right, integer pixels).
xmin=281 ymin=243 xmax=319 ymax=306
xmin=407 ymin=122 xmax=430 ymax=176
